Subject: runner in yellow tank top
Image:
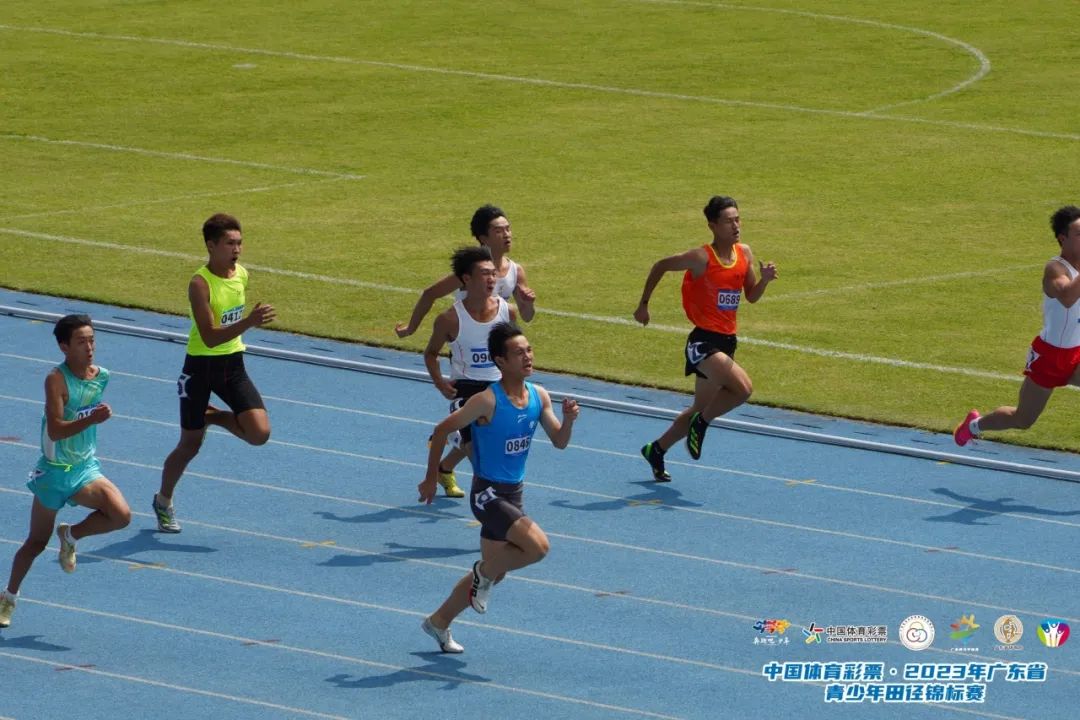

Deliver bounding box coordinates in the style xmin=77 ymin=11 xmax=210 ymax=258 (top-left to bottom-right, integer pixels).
xmin=633 ymin=196 xmax=777 ymax=481
xmin=153 ymin=214 xmax=276 ymax=533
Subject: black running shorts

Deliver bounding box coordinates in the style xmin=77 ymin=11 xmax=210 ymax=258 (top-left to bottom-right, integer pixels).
xmin=177 ymin=352 xmax=265 ymax=430
xmin=470 ymin=476 xmax=525 ymax=541
xmin=684 ymin=327 xmax=737 ymax=378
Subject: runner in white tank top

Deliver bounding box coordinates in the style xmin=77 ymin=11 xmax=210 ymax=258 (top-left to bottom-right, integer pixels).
xmin=423 ymin=247 xmax=518 ymax=497
xmin=954 ymin=206 xmax=1080 ymax=446
xmin=395 ymin=204 xmax=535 ymax=338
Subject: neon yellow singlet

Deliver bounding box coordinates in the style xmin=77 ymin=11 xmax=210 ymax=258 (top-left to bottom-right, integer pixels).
xmin=186 ymin=264 xmax=248 ymax=356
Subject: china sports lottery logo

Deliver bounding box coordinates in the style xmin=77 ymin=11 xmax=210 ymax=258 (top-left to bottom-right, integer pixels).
xmin=1037 ymin=619 xmax=1070 ymax=648
xmin=899 ymin=615 xmax=935 ymax=651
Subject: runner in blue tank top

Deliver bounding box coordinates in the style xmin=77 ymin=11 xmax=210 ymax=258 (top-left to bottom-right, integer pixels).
xmin=418 ymin=322 xmax=579 ymax=653
xmin=1 ymin=315 xmax=132 ymax=629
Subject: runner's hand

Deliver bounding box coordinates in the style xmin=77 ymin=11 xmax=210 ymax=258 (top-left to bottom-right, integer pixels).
xmin=250 ymin=302 xmax=276 ymax=326
xmin=435 ymin=378 xmax=456 ymax=400
xmin=561 ymin=397 xmax=579 ymax=421
xmin=633 ymin=303 xmax=650 ymax=326
xmin=759 ymin=261 xmax=778 ymax=282
xmin=394 ymin=322 xmax=414 ymax=338
xmin=418 ymin=476 xmax=439 ymax=504
xmin=89 ymin=403 xmax=112 ymax=424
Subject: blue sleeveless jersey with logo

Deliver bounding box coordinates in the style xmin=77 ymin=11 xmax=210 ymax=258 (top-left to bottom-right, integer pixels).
xmin=40 ymin=363 xmax=109 ymax=466
xmin=469 ymin=382 xmax=541 ymax=485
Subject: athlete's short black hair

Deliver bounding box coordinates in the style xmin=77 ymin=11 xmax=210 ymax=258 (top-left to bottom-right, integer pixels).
xmin=203 ymin=213 xmax=241 ymax=244
xmin=470 ymin=204 xmax=506 ymax=240
xmin=703 ymin=196 xmax=739 ymax=223
xmin=53 ymin=314 xmax=93 ymax=345
xmin=488 ymin=321 xmax=525 ymax=360
xmin=451 ymin=245 xmax=494 ymax=281
xmin=1051 ymin=205 xmax=1080 ymax=241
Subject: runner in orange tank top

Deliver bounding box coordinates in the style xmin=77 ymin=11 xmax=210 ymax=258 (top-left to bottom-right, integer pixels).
xmin=633 ymin=196 xmax=777 ymax=481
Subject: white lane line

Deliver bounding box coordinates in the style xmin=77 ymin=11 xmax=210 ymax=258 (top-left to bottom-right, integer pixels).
xmin=0 ymin=507 xmax=1071 ymax=686
xmin=0 ymin=650 xmax=350 ymax=720
xmin=0 ymin=228 xmax=1050 ymax=381
xmin=0 ymin=178 xmax=345 ymax=222
xmin=0 ymin=535 xmax=749 ymax=679
xmin=630 ymin=0 xmax=991 ymax=113
xmin=2 ymin=381 xmax=1078 ymax=531
xmin=1 ymin=25 xmax=1074 ymax=142
xmin=0 ymin=133 xmax=365 ymax=180
xmin=1 ymin=487 xmax=1074 ymax=684
xmin=13 ymin=599 xmax=687 ymax=720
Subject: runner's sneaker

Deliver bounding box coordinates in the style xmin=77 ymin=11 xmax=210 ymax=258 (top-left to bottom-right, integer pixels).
xmin=152 ymin=495 xmax=181 ymax=533
xmin=0 ymin=591 xmax=15 ymax=628
xmin=686 ymin=412 xmax=709 ymax=460
xmin=953 ymin=409 xmax=980 ymax=447
xmin=438 ymin=469 xmax=465 ymax=498
xmin=469 ymin=560 xmax=494 ymax=614
xmin=421 ymin=617 xmax=464 ymax=653
xmin=641 ymin=442 xmax=671 ymax=482
xmin=56 ymin=524 xmax=76 ymax=573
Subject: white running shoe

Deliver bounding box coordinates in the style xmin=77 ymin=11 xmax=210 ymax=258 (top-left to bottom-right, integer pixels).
xmin=0 ymin=591 xmax=15 ymax=628
xmin=57 ymin=524 xmax=76 ymax=573
xmin=422 ymin=617 xmax=464 ymax=653
xmin=469 ymin=560 xmax=493 ymax=614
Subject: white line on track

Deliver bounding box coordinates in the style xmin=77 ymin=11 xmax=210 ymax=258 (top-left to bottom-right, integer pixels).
xmin=0 ymin=650 xmax=351 ymax=720
xmin=0 ymin=432 xmax=1075 ymax=627
xmin=0 ymin=509 xmax=1072 ymax=689
xmin=1 ymin=363 xmax=1077 ymax=529
xmin=0 ymin=133 xmax=365 ymax=180
xmin=0 ymin=178 xmax=346 ymax=222
xmin=628 ymin=0 xmax=991 ymax=114
xmin=0 ymin=228 xmax=1048 ymax=381
xmin=9 ymin=599 xmax=688 ymax=720
xmin=4 ymin=23 xmax=1074 ymax=143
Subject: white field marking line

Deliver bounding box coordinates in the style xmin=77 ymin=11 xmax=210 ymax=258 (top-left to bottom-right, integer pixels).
xmin=5 ymin=25 xmax=1073 ymax=143
xmin=0 ymin=536 xmax=752 ymax=680
xmin=630 ymin=0 xmax=991 ymax=114
xmin=2 ymin=383 xmax=1078 ymax=532
xmin=0 ymin=230 xmax=1054 ymax=383
xmin=0 ymin=650 xmax=350 ymax=720
xmin=759 ymin=264 xmax=1041 ymax=303
xmin=12 ymin=603 xmax=1045 ymax=720
xmin=0 ymin=178 xmax=345 ymax=222
xmin=0 ymin=133 xmax=365 ymax=180
xmin=16 ymin=600 xmax=686 ymax=720
xmin=0 ymin=228 xmax=412 ymax=294
xmin=1 ymin=496 xmax=1073 ymax=689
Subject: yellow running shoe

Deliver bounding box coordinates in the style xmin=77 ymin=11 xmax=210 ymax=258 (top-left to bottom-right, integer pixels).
xmin=0 ymin=591 xmax=15 ymax=628
xmin=438 ymin=469 xmax=465 ymax=498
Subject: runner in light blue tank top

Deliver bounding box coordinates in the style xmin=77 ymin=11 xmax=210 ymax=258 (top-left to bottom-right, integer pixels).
xmin=469 ymin=382 xmax=541 ymax=485
xmin=2 ymin=315 xmax=132 ymax=630
xmin=418 ymin=322 xmax=579 ymax=654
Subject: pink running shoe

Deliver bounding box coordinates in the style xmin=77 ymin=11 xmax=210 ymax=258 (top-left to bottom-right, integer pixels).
xmin=953 ymin=410 xmax=980 ymax=446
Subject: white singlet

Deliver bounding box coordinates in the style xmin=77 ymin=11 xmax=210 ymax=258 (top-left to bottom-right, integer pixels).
xmin=1040 ymin=256 xmax=1080 ymax=349
xmin=449 ymin=297 xmax=511 ymax=381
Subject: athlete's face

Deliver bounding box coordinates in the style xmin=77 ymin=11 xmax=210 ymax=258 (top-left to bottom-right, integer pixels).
xmin=707 ymin=207 xmax=741 ymax=243
xmin=60 ymin=326 xmax=95 ymax=367
xmin=479 ymin=217 xmax=512 ymax=254
xmin=1060 ymin=219 xmax=1080 ymax=257
xmin=207 ymin=230 xmax=243 ymax=268
xmin=496 ymin=335 xmax=533 ymax=377
xmin=463 ymin=260 xmax=498 ymax=298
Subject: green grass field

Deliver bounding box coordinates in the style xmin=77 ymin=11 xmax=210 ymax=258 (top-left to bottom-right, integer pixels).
xmin=3 ymin=1 xmax=1079 ymax=450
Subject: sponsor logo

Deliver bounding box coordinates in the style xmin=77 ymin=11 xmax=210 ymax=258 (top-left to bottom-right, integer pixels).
xmin=899 ymin=615 xmax=935 ymax=651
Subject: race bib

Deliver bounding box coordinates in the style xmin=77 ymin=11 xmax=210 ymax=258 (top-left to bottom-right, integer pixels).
xmin=75 ymin=403 xmax=100 ymax=420
xmin=504 ymin=435 xmax=531 ymax=455
xmin=469 ymin=345 xmax=495 ymax=369
xmin=716 ymin=290 xmax=741 ymax=311
xmin=220 ymin=304 xmax=245 ymax=326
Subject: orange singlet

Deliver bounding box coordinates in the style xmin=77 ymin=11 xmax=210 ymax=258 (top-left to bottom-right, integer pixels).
xmin=681 ymin=244 xmax=749 ymax=335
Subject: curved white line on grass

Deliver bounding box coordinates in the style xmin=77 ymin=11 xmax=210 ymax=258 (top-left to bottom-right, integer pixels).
xmin=0 ymin=650 xmax=350 ymax=720
xmin=3 ymin=379 xmax=1078 ymax=529
xmin=630 ymin=0 xmax=991 ymax=113
xmin=0 ymin=133 xmax=365 ymax=180
xmin=12 ymin=600 xmax=688 ymax=720
xmin=1 ymin=227 xmax=1056 ymax=382
xmin=0 ymin=179 xmax=344 ymax=222
xmin=4 ymin=24 xmax=1077 ymax=142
